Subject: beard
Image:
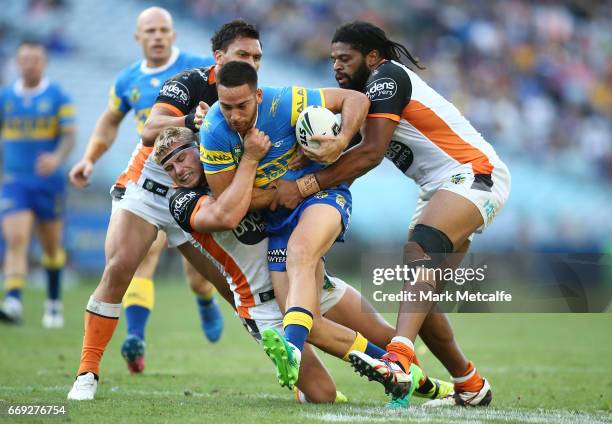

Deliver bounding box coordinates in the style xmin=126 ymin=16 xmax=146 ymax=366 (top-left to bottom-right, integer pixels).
xmin=336 ymin=61 xmax=371 ymax=92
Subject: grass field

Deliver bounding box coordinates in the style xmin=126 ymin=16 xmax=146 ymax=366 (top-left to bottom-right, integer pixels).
xmin=0 ymin=281 xmax=611 ymax=423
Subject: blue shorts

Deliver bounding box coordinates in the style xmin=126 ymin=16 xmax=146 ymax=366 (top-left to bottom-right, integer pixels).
xmin=0 ymin=177 xmax=65 ymax=220
xmin=266 ymin=185 xmax=352 ymax=272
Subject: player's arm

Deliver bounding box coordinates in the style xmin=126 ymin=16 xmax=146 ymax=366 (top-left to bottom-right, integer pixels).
xmin=316 ymin=117 xmax=397 ymax=187
xmin=302 ymin=88 xmax=369 ymax=165
xmin=172 ymin=129 xmax=271 ymax=232
xmin=142 ymin=71 xmax=209 ymax=146
xmin=37 ymin=98 xmax=77 ymax=177
xmin=69 ymin=108 xmax=125 ymax=187
xmin=141 ymin=102 xmax=208 ymax=147
xmin=205 ymin=167 xmax=276 ymax=212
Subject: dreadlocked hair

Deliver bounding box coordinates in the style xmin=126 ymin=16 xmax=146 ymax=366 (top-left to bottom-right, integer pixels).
xmin=332 ymin=21 xmax=425 ymax=70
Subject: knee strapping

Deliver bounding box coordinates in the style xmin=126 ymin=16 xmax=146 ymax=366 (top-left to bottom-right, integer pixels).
xmin=404 ymin=224 xmax=454 ymax=270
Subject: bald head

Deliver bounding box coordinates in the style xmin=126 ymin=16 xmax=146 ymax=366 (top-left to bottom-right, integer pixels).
xmin=136 ymin=7 xmax=173 ymax=31
xmin=134 ymin=7 xmax=176 ymax=67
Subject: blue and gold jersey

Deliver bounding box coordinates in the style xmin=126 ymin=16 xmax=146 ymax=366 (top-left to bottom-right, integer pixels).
xmin=201 ymin=86 xmax=325 ymax=187
xmin=0 ymin=77 xmax=75 ymax=178
xmin=108 ymin=47 xmax=213 ymax=135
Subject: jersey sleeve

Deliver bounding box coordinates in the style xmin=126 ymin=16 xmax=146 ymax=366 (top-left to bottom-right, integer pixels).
xmin=288 ymin=86 xmax=326 ymax=127
xmin=57 ymin=88 xmax=76 ymax=128
xmin=168 ymin=186 xmax=209 ymax=233
xmin=108 ymin=71 xmax=131 ymax=114
xmin=155 ymin=69 xmax=206 ymax=116
xmin=365 ymin=63 xmax=412 ymax=122
xmin=200 ymin=108 xmax=237 ymax=175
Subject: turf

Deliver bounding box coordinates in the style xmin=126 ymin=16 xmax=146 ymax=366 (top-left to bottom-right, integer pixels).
xmin=0 ymin=282 xmax=610 ymax=423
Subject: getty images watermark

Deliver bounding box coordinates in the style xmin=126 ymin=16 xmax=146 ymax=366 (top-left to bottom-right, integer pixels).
xmin=371 ymin=264 xmax=511 ymax=303
xmin=358 ymin=250 xmax=612 ymax=313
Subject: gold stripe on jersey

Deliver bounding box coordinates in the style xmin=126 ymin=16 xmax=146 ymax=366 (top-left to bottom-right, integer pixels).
xmin=253 ymin=144 xmax=297 ymax=187
xmin=108 ymin=85 xmax=122 ymax=112
xmin=291 ymin=86 xmax=307 ymax=127
xmin=58 ymin=105 xmax=75 ymax=118
xmin=200 ymin=147 xmax=236 ymax=166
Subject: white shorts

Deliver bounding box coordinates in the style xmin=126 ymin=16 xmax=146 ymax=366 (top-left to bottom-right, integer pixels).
xmin=239 ymin=274 xmax=349 ymax=343
xmin=409 ymin=162 xmax=511 ymax=239
xmin=111 ymin=181 xmax=190 ymax=248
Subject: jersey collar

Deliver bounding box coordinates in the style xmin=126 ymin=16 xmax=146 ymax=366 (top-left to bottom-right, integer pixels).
xmin=140 ymin=46 xmax=180 ymax=75
xmin=13 ymin=77 xmax=50 ymax=97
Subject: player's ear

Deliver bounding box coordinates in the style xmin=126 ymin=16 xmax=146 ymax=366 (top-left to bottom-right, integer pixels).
xmin=256 ymin=88 xmax=263 ymax=104
xmin=214 ymin=50 xmax=223 ymax=65
xmin=365 ymin=49 xmax=379 ymax=68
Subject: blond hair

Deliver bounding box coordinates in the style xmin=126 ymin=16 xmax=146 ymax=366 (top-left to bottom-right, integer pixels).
xmin=153 ymin=127 xmax=197 ymax=164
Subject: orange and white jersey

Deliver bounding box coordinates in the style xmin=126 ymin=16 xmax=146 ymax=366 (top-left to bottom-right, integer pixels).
xmin=366 ymin=60 xmax=506 ymax=193
xmin=185 ymin=209 xmax=274 ymax=320
xmin=114 ymin=142 xmax=174 ymax=189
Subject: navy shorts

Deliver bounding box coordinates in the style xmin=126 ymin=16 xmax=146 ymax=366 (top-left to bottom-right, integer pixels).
xmin=266 ymin=184 xmax=351 ymax=272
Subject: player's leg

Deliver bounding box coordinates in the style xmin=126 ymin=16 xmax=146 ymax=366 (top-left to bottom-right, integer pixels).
xmin=295 ymin=343 xmax=343 ymax=404
xmin=119 ymin=230 xmax=165 ymax=374
xmin=0 ymin=210 xmax=34 ymax=323
xmin=323 ymin=279 xmax=453 ymax=403
xmin=68 ymin=209 xmax=158 ymax=400
xmin=182 ymin=256 xmax=224 ymax=343
xmin=282 ymin=203 xmax=342 ymax=360
xmin=264 ymin=266 xmax=386 ymax=390
xmin=36 ymin=218 xmax=66 ymax=328
xmin=350 ymin=190 xmax=488 ymax=401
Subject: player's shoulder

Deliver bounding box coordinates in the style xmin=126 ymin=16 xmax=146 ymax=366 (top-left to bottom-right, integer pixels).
xmin=177 ymin=51 xmax=215 ymax=68
xmin=166 ymin=66 xmax=213 ymax=86
xmin=114 ymin=60 xmax=142 ymax=84
xmin=201 ymin=102 xmax=231 ymax=138
xmin=44 ymin=80 xmax=71 ymax=100
xmin=365 ymin=60 xmax=411 ymax=102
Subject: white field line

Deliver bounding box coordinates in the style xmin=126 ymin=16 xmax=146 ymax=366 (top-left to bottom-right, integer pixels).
xmin=303 ymin=406 xmax=612 ymax=424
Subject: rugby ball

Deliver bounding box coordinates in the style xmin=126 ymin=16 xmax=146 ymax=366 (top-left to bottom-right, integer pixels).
xmin=295 ymin=105 xmax=341 ymax=149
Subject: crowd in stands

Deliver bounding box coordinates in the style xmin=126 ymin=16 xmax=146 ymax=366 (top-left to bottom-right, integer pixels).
xmin=181 ymin=0 xmax=612 ymax=182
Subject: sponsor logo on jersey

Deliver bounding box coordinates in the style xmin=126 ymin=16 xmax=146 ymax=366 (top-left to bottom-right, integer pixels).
xmin=268 ymin=248 xmax=287 ymax=263
xmin=200 ymin=148 xmax=235 ymax=165
xmin=385 ymin=140 xmax=413 ymax=172
xmin=160 ymin=81 xmax=189 ymax=105
xmin=314 ymin=191 xmax=329 ymax=199
xmin=150 ymin=77 xmax=160 ymax=88
xmin=291 ymin=86 xmax=307 ymax=126
xmin=233 ymin=211 xmax=267 ymax=245
xmin=366 ymin=77 xmax=397 ymax=102
xmin=170 ymin=189 xmax=198 ymax=223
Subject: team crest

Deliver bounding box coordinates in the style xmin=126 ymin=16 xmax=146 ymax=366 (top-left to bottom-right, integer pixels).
xmin=232 ymin=144 xmax=243 ymax=162
xmin=335 ymin=194 xmax=346 ymax=208
xmin=37 ymin=100 xmax=51 ymax=113
xmin=450 ymin=174 xmax=466 ymax=185
xmin=130 ymin=87 xmax=141 ymax=103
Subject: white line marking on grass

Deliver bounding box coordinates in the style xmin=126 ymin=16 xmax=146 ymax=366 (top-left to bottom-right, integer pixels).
xmin=0 ymin=385 xmax=288 ymax=402
xmin=303 ymin=406 xmax=612 ymax=424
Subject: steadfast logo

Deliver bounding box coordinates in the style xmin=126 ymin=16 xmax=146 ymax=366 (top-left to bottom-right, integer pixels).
xmin=366 ymin=77 xmax=397 ymax=101
xmin=297 ymin=112 xmax=314 ymax=146
xmin=160 ymin=81 xmax=189 ymax=105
